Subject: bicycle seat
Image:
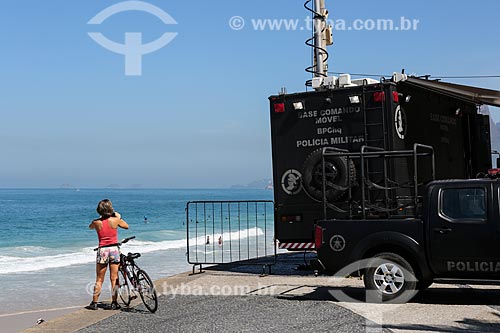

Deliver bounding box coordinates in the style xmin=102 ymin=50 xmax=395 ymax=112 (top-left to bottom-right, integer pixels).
xmin=127 ymin=252 xmax=141 ymax=260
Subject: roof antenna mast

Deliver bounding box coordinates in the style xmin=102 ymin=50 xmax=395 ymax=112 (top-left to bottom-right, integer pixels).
xmin=305 ymin=0 xmax=333 ymax=88
xmin=314 ymin=0 xmax=329 ymax=77
xmin=306 ymin=1 xmax=381 ymax=89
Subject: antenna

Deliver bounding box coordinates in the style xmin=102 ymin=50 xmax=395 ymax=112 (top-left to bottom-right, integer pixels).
xmin=305 ymin=0 xmax=333 ymax=87
xmin=313 ymin=0 xmax=328 ymax=77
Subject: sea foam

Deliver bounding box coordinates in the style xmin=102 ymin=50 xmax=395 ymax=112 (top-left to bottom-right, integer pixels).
xmin=0 ymin=227 xmax=265 ymax=274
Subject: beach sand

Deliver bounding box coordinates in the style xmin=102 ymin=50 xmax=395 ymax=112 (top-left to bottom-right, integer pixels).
xmin=0 ymin=306 xmax=83 ymax=333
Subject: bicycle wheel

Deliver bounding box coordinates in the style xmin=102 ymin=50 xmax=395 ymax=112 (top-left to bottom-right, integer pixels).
xmin=136 ymin=269 xmax=158 ymax=313
xmin=118 ymin=269 xmax=131 ymax=306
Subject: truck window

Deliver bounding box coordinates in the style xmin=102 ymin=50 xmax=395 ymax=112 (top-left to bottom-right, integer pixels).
xmin=439 ymin=188 xmax=486 ymax=222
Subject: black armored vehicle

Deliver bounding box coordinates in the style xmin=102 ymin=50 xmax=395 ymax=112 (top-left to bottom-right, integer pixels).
xmin=270 ymin=76 xmax=494 ymax=250
xmin=268 ymin=0 xmax=500 ymax=301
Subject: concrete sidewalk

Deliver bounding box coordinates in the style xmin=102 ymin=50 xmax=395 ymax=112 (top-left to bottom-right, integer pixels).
xmin=21 ymin=253 xmax=500 ymax=333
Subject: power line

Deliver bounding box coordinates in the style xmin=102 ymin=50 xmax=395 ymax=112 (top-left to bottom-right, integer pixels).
xmin=327 ymin=72 xmax=500 ymax=79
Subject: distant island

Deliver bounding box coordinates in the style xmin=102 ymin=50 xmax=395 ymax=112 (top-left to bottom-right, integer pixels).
xmin=106 ymin=184 xmax=143 ymax=189
xmin=230 ymin=179 xmax=273 ymax=190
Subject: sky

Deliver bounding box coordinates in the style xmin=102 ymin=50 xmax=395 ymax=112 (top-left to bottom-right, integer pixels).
xmin=0 ymin=0 xmax=499 ymax=188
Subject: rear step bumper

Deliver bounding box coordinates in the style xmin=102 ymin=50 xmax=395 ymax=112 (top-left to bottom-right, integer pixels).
xmin=278 ymin=242 xmax=315 ymax=250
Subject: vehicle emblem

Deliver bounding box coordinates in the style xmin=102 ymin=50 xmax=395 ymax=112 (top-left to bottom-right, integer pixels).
xmin=330 ymin=235 xmax=346 ymax=252
xmin=281 ymin=169 xmax=302 ymax=195
xmin=394 ymin=105 xmax=407 ymax=139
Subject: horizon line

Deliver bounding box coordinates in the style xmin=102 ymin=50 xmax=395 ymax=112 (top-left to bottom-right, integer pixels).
xmin=0 ymin=187 xmax=273 ymax=190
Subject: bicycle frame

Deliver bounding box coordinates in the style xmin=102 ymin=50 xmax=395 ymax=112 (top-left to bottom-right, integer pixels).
xmin=114 ymin=236 xmax=158 ymax=313
xmin=120 ymin=254 xmax=141 ymax=289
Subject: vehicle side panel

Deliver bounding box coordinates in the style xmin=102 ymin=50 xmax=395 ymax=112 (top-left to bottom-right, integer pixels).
xmin=316 ymin=218 xmax=429 ymax=277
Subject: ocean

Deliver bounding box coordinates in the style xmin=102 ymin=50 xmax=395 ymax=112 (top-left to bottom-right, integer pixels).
xmin=0 ymin=188 xmax=273 ymax=314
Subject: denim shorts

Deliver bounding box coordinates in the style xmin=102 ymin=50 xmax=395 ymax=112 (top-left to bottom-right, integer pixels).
xmin=96 ymin=246 xmax=120 ymax=264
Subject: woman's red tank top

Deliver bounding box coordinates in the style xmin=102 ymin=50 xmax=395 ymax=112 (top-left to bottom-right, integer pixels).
xmin=97 ymin=219 xmax=118 ymax=247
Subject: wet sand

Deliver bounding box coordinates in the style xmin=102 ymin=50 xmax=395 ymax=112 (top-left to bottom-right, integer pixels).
xmin=0 ymin=306 xmax=83 ymax=333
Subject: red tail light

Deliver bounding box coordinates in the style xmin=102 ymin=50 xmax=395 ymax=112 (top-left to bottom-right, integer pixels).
xmin=488 ymin=169 xmax=500 ymax=177
xmin=392 ymin=91 xmax=399 ymax=103
xmin=274 ymin=103 xmax=285 ymax=113
xmin=373 ymin=91 xmax=385 ymax=103
xmin=315 ymin=225 xmax=324 ymax=249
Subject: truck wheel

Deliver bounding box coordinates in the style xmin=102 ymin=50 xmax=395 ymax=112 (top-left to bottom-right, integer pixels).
xmin=302 ymin=148 xmax=356 ymax=202
xmin=364 ymin=252 xmax=417 ymax=302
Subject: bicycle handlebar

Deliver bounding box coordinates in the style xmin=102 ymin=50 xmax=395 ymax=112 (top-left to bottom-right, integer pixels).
xmin=120 ymin=236 xmax=136 ymax=245
xmin=93 ymin=236 xmax=136 ymax=251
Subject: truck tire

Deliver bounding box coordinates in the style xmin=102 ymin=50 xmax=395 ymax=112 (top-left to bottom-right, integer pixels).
xmin=364 ymin=252 xmax=417 ymax=302
xmin=302 ymin=149 xmax=356 ymax=202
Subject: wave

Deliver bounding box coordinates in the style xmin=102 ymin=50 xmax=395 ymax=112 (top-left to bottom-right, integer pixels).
xmin=0 ymin=227 xmax=266 ymax=275
xmin=2 ymin=246 xmax=50 ymax=255
xmin=131 ymin=226 xmax=266 ymax=253
xmin=0 ymin=251 xmax=95 ymax=275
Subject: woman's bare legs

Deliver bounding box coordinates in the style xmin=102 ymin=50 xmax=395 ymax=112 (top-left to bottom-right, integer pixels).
xmin=109 ymin=263 xmax=120 ymax=302
xmin=93 ymin=263 xmax=108 ymax=303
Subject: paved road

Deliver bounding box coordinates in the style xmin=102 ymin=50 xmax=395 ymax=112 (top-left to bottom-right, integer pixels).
xmin=76 ymin=284 xmax=500 ymax=333
xmin=25 ymin=253 xmax=500 ymax=333
xmin=77 ymin=294 xmax=382 ymax=333
xmin=77 ymin=254 xmax=387 ymax=333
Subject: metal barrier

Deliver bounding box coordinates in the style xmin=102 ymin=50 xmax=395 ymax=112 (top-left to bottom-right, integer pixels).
xmin=186 ymin=200 xmax=276 ymax=274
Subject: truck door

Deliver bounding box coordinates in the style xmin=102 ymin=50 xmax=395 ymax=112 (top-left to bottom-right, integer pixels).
xmin=428 ymin=183 xmax=500 ymax=278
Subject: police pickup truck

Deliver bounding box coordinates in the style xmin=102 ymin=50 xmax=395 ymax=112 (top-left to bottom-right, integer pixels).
xmin=312 ymin=176 xmax=500 ymax=301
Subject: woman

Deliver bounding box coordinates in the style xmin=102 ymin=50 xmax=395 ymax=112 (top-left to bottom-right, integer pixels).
xmin=88 ymin=199 xmax=129 ymax=310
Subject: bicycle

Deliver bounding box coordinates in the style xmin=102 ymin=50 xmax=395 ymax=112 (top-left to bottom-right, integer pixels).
xmin=95 ymin=236 xmax=158 ymax=313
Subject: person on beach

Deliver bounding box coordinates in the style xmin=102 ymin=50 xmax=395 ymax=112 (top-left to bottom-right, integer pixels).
xmin=87 ymin=199 xmax=129 ymax=310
